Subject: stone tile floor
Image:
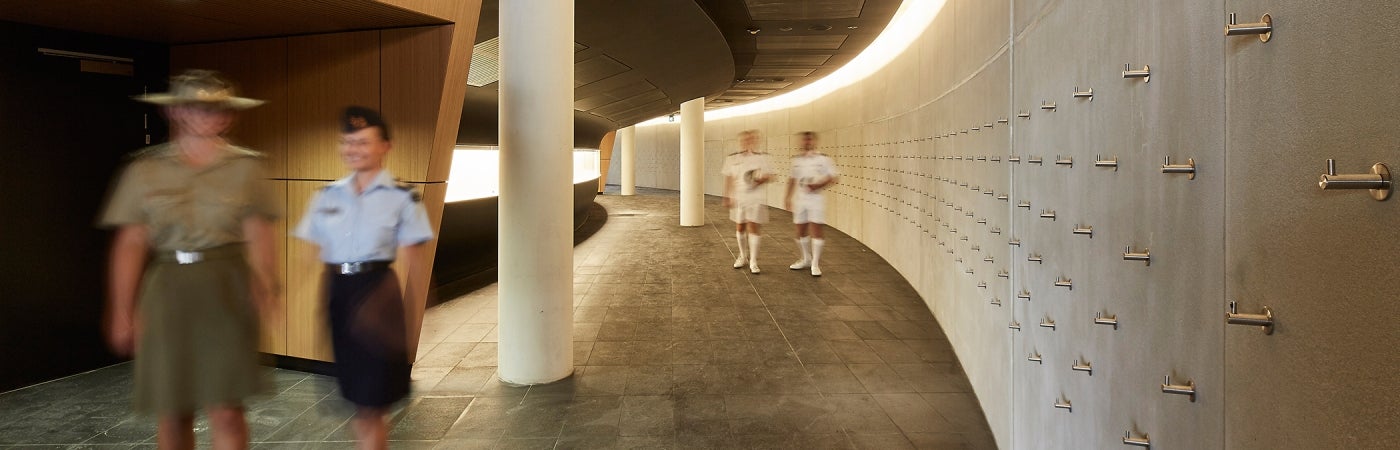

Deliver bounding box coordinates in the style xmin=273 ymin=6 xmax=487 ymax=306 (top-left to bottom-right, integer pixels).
xmin=0 ymin=187 xmax=994 ymax=449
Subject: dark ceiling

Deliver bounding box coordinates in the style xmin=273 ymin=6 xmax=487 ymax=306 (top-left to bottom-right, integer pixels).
xmin=1 ymin=0 xmax=902 ymax=145
xmin=460 ymin=0 xmax=735 ymax=146
xmin=462 ymin=0 xmax=900 ymax=145
xmin=0 ymin=0 xmax=448 ymax=44
xmin=695 ymin=0 xmax=899 ymax=109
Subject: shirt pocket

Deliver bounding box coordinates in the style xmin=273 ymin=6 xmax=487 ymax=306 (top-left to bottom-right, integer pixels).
xmin=196 ymin=193 xmax=249 ymax=238
xmin=142 ymin=190 xmax=188 ymax=236
xmin=374 ymin=209 xmax=401 ymax=250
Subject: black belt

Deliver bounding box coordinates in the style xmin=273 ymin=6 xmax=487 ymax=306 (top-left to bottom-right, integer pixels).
xmin=327 ymin=261 xmax=392 ymax=275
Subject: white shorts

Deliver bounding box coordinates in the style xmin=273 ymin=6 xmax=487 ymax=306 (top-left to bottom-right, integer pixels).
xmin=730 ymin=202 xmax=768 ymax=224
xmin=792 ymin=200 xmax=826 ymax=224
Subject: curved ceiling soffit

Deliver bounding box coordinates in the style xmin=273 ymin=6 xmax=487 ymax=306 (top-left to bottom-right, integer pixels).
xmin=458 ymin=0 xmax=734 ymax=147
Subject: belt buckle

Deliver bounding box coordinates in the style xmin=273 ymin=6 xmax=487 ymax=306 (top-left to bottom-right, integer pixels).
xmin=175 ymin=250 xmax=203 ymax=265
xmin=339 ymin=262 xmax=361 ymax=275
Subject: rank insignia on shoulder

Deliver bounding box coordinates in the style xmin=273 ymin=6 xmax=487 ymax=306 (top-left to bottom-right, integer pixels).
xmin=395 ymin=182 xmax=422 ymax=202
xmin=317 ymin=206 xmax=341 ymax=215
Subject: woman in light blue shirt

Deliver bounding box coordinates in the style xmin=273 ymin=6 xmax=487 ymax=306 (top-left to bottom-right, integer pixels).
xmin=294 ymin=106 xmax=432 ymax=449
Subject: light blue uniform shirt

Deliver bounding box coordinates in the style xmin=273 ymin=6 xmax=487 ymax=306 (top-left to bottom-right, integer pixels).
xmin=294 ymin=170 xmax=434 ymax=264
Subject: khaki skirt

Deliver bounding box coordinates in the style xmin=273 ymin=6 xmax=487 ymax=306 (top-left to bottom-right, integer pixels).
xmin=135 ymin=245 xmax=265 ymax=414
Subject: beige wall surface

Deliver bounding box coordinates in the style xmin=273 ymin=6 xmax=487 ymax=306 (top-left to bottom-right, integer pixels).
xmin=625 ymin=0 xmax=1399 ymax=448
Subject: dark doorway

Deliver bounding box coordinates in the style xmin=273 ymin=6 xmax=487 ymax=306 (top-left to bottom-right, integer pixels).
xmin=0 ymin=21 xmax=168 ymax=392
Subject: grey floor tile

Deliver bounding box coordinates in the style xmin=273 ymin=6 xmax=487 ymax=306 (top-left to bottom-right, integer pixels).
xmin=848 ymin=432 xmax=915 ymax=450
xmin=501 ymin=394 xmax=570 ymax=438
xmin=619 ymin=396 xmax=675 ymax=436
xmin=1 ymin=189 xmax=998 ymax=450
xmin=825 ymin=394 xmax=901 ymax=434
xmin=388 ymin=396 xmax=474 ymax=441
xmin=848 ymin=364 xmax=915 ymax=393
xmin=865 ymin=340 xmax=923 ymax=364
xmin=871 ymin=393 xmax=957 ymax=434
xmin=892 ymin=363 xmax=973 ymax=393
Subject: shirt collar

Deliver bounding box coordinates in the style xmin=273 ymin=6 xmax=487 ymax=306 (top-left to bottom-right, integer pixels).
xmin=330 ymin=169 xmax=397 ymax=193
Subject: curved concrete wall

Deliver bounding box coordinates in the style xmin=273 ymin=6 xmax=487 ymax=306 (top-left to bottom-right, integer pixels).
xmin=621 ymin=1 xmax=1400 ymax=449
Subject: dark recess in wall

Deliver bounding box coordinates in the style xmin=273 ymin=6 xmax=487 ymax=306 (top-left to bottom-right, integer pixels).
xmin=429 ymin=178 xmax=602 ymax=304
xmin=456 ymin=86 xmax=616 ymax=148
xmin=0 ymin=21 xmax=169 ymax=392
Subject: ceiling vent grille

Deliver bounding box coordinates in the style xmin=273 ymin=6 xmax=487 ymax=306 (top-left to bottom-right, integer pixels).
xmin=467 ymin=37 xmax=500 ymax=87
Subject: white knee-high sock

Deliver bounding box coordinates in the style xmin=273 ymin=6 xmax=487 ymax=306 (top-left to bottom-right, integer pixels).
xmin=735 ymin=231 xmax=748 ymax=260
xmin=748 ymin=234 xmax=762 ymax=264
xmin=811 ymin=238 xmax=826 ymax=267
xmin=797 ymin=236 xmax=812 ymax=263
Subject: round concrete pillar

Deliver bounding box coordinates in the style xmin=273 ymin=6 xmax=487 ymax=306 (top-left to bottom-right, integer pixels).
xmin=679 ymin=97 xmax=705 ymax=226
xmin=620 ymin=125 xmax=636 ymax=195
xmin=497 ymin=0 xmax=574 ymax=385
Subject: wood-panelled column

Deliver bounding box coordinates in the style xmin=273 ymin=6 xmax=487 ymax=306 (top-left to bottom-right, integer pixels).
xmin=497 ymin=0 xmax=575 ymax=385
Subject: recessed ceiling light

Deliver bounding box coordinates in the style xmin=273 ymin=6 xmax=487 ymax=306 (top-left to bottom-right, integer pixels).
xmin=746 ymin=27 xmax=760 ymax=35
xmin=778 ymin=26 xmax=793 ymax=32
xmin=809 ymin=24 xmax=832 ymax=31
xmin=847 ymin=25 xmax=859 ymax=29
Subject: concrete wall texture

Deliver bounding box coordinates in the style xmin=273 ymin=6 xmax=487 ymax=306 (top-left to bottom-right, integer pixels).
xmin=618 ymin=0 xmax=1400 ymax=449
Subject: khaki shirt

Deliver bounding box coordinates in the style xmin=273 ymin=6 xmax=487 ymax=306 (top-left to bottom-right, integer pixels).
xmin=100 ymin=143 xmax=282 ymax=251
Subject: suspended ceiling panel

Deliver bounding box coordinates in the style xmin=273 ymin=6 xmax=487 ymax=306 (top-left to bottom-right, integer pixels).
xmin=696 ymin=0 xmax=898 ymax=108
xmin=746 ymin=67 xmax=817 ymax=78
xmin=753 ymin=53 xmax=833 ymax=66
xmin=574 ymin=55 xmax=632 ymax=87
xmin=743 ymin=0 xmax=867 ymax=20
xmin=756 ymin=35 xmax=849 ymax=50
xmin=463 ymin=0 xmax=733 ymax=138
xmin=0 ymin=0 xmax=447 ymax=44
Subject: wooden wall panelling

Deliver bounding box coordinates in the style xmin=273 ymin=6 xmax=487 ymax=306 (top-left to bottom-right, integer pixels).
xmin=381 ymin=26 xmax=448 ymax=182
xmin=376 ymin=1 xmax=481 ymax=368
xmin=170 ymin=38 xmax=289 ymax=178
xmin=286 ymin=180 xmax=334 ymax=361
xmin=395 ymin=182 xmax=447 ymax=359
xmin=597 ymin=130 xmax=616 ymax=191
xmin=259 ymin=181 xmax=289 ymax=354
xmin=286 ymin=30 xmax=381 ymax=181
xmin=408 ymin=1 xmax=483 ymax=183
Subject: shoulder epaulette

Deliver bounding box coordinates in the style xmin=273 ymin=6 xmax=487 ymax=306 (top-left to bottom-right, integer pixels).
xmin=395 ymin=181 xmax=422 ymax=202
xmin=227 ymin=145 xmax=266 ymax=159
xmin=124 ymin=143 xmax=173 ymax=161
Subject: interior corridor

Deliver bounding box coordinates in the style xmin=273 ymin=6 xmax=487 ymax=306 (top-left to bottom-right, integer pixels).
xmin=0 ymin=187 xmax=994 ymax=449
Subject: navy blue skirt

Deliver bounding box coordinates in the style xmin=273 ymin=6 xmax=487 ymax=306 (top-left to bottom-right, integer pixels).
xmin=326 ymin=267 xmax=411 ymax=408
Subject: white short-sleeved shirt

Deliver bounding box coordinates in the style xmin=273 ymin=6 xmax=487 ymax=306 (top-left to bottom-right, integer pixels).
xmin=721 ymin=151 xmax=771 ymax=205
xmin=791 ymin=153 xmax=838 ymax=201
xmin=294 ymin=169 xmax=434 ymax=264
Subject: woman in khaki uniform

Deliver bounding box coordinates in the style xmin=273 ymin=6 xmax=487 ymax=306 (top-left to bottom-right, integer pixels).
xmin=100 ymin=70 xmax=281 ymax=450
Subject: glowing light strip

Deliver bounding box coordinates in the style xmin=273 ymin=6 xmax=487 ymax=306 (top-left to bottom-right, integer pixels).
xmin=445 ymin=147 xmax=601 ymax=202
xmin=638 ymin=0 xmax=945 ymax=126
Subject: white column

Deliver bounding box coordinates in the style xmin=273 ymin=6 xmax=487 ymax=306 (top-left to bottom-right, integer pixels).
xmin=497 ymin=0 xmax=573 ymax=385
xmin=679 ymin=97 xmax=705 ymax=226
xmin=620 ymin=125 xmax=636 ymax=195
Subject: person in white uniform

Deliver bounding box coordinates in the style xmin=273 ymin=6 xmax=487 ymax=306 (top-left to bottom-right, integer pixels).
xmin=721 ymin=130 xmax=772 ymax=273
xmin=785 ymin=131 xmax=839 ymax=276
